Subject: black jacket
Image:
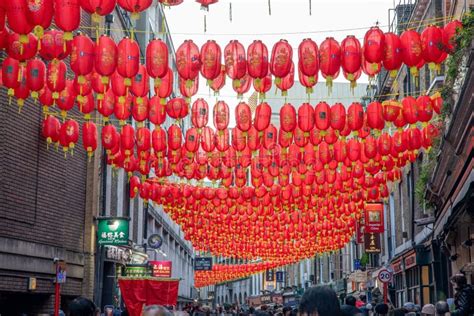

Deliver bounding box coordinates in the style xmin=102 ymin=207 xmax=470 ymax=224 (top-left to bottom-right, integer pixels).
xmin=452 ymin=285 xmax=474 ymax=316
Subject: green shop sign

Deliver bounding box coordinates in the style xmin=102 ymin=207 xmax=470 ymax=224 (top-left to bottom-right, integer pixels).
xmin=98 ymin=218 xmax=129 ymax=245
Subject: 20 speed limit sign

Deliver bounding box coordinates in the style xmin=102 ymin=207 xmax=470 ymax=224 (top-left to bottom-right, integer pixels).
xmin=378 ymin=269 xmax=393 ymax=283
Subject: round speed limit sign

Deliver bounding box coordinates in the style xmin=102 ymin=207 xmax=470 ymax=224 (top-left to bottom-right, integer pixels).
xmin=378 ymin=269 xmax=393 ymax=283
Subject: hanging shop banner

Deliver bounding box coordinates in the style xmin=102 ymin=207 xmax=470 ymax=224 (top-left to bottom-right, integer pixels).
xmin=276 ymin=271 xmax=285 ymax=283
xmin=194 ymin=257 xmax=213 ymax=271
xmin=98 ymin=218 xmax=130 ymax=245
xmin=364 ymin=233 xmax=381 ymax=253
xmin=266 ymin=269 xmax=275 ymax=282
xmin=149 ymin=261 xmax=172 ymax=278
xmin=364 ymin=203 xmax=384 ymax=233
xmin=356 ymin=220 xmax=365 ymax=244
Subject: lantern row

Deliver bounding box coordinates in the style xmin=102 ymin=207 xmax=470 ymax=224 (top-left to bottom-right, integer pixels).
xmin=0 ymin=19 xmax=463 ymax=107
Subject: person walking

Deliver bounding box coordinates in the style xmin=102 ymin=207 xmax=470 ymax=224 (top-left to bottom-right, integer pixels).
xmin=68 ymin=297 xmax=100 ymax=316
xmin=341 ymin=296 xmax=363 ymax=316
xmin=450 ymin=274 xmax=474 ymax=316
xmin=420 ymin=304 xmax=435 ymax=316
xmin=299 ymin=286 xmax=342 ymax=316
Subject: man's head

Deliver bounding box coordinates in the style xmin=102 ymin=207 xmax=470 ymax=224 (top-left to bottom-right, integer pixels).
xmin=68 ymin=297 xmax=97 ymax=316
xmin=359 ymin=294 xmax=366 ymax=303
xmin=435 ymin=301 xmax=450 ymax=315
xmin=345 ymin=295 xmax=356 ymax=306
xmin=299 ymin=286 xmax=341 ymax=316
xmin=421 ymin=304 xmax=435 ymax=315
xmin=374 ymin=304 xmax=389 ymax=315
xmin=142 ymin=305 xmax=173 ymax=316
xmin=450 ymin=273 xmax=467 ymax=289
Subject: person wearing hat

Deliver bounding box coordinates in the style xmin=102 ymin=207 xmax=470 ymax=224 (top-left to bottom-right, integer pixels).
xmin=403 ymin=303 xmax=416 ymax=313
xmin=421 ymin=304 xmax=435 ymax=316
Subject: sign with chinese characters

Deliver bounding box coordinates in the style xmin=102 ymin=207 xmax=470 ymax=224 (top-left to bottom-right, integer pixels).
xmin=124 ymin=265 xmax=151 ymax=277
xmin=149 ymin=260 xmax=172 ymax=278
xmin=276 ymin=271 xmax=285 ymax=283
xmin=266 ymin=269 xmax=275 ymax=282
xmin=356 ymin=220 xmax=365 ymax=244
xmin=194 ymin=257 xmax=212 ymax=271
xmin=364 ymin=203 xmax=384 ymax=233
xmin=105 ymin=246 xmax=132 ymax=264
xmin=98 ymin=218 xmax=129 ymax=245
xmin=364 ymin=233 xmax=381 ymax=253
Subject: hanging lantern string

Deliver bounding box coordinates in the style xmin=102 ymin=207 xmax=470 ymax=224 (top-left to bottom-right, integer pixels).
xmin=309 ymin=0 xmax=312 ymax=15
xmin=268 ymin=0 xmax=272 ymax=16
xmin=76 ymin=14 xmax=456 ymax=37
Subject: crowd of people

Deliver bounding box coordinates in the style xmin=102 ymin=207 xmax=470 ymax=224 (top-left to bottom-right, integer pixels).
xmin=66 ymin=274 xmax=473 ymax=316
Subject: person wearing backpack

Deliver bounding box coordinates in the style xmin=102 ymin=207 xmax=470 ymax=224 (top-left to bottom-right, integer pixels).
xmin=450 ymin=274 xmax=474 ymax=316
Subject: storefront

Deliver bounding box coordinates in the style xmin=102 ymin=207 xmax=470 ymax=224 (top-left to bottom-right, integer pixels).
xmin=390 ymin=246 xmax=432 ymax=307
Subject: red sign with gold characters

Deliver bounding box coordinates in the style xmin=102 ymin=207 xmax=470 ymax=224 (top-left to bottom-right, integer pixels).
xmin=356 ymin=220 xmax=365 ymax=244
xmin=364 ymin=202 xmax=384 ymax=233
xmin=149 ymin=261 xmax=172 ymax=278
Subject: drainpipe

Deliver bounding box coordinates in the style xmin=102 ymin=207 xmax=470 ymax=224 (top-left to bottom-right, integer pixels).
xmin=411 ymin=162 xmax=416 ymax=247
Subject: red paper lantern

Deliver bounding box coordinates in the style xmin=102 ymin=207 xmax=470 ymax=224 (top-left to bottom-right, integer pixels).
xmin=185 ymin=127 xmax=200 ymax=153
xmin=347 ymin=102 xmax=364 ymax=132
xmin=253 ymin=74 xmax=272 ymax=98
xmin=430 ymin=92 xmax=442 ymax=114
xmin=97 ymin=89 xmax=115 ymax=121
xmin=200 ymin=40 xmax=222 ymax=81
xmin=7 ymin=32 xmax=38 ymax=61
xmin=94 ymin=35 xmax=117 ymax=81
xmin=298 ymin=66 xmax=317 ymax=94
xmin=82 ymin=121 xmax=98 ymax=158
xmin=77 ymin=92 xmax=95 ymax=119
xmin=443 ymin=20 xmax=463 ymax=53
xmin=167 ymin=97 xmax=189 ymax=120
xmin=132 ymin=96 xmax=149 ymax=123
xmin=80 ymin=0 xmax=116 ymax=21
xmin=101 ymin=124 xmax=118 ymax=154
xmin=168 ymin=124 xmax=183 ymax=151
xmin=131 ymin=64 xmax=149 ymax=98
xmin=270 ymin=39 xmax=293 ymax=81
xmin=154 ymin=67 xmax=173 ymax=103
xmin=146 ymin=39 xmax=168 ymax=81
xmin=341 ymin=35 xmax=361 ymax=80
xmin=54 ymin=0 xmax=80 ymax=40
xmin=42 ymin=115 xmax=61 ymax=146
xmin=56 ymin=80 xmax=76 ymax=116
xmin=235 ymin=102 xmax=252 ymax=132
xmin=280 ymin=103 xmax=297 ymax=133
xmin=1 ymin=57 xmax=20 ymax=96
xmin=421 ymin=25 xmax=443 ymax=64
xmin=111 ymin=71 xmax=127 ymax=96
xmin=176 ymin=40 xmax=201 ymax=82
xmin=383 ymin=32 xmax=403 ymax=74
xmin=117 ymin=0 xmax=152 ymax=18
xmin=416 ymin=95 xmax=433 ymax=124
xmin=400 ymin=30 xmax=422 ymax=73
xmin=213 ymin=100 xmax=229 ymax=131
xmin=152 ymin=126 xmax=167 ymax=153
xmin=402 ymin=96 xmax=418 ymax=125
xmin=263 ymin=124 xmax=277 ymax=150
xmin=314 ymin=101 xmax=331 ymax=132
xmin=364 ymin=26 xmax=385 ymax=64
xmin=71 ymin=34 xmax=95 ymax=83
xmin=319 ymin=37 xmax=341 ymax=87
xmin=382 ymin=99 xmax=401 ymax=123
xmin=330 ymin=103 xmax=346 ymax=133
xmin=26 ymin=0 xmax=53 ymax=35
xmin=40 ymin=30 xmax=71 ymax=61
xmin=232 ymin=73 xmax=252 ymax=97
xmin=200 ymin=126 xmax=215 ymax=153
xmin=121 ymin=124 xmax=135 ymax=157
xmin=191 ymin=98 xmax=209 ymax=129
xmin=210 ymin=65 xmax=226 ymax=94
xmin=117 ymin=37 xmax=140 ymax=86
xmin=298 ymin=38 xmax=319 ymax=79
xmin=159 ymin=0 xmax=183 ymax=6
xmin=232 ymin=128 xmax=246 ymax=151
xmin=215 ymin=128 xmax=229 ymax=152
xmin=149 ymin=96 xmax=167 ymax=127
xmin=114 ymin=94 xmax=132 ymax=124
xmin=5 ymin=0 xmax=34 ymax=41
xmin=14 ymin=73 xmax=30 ymax=108
xmin=254 ymin=102 xmax=271 ymax=132
xmin=247 ymin=40 xmax=269 ymax=79
xmin=275 ymin=62 xmax=294 ymax=96
xmin=361 ymin=49 xmax=381 ymax=78
xmin=224 ymin=40 xmax=247 ymax=81
xmin=366 ymin=101 xmax=384 ymax=130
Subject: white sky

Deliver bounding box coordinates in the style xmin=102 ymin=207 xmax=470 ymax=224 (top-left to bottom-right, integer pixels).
xmin=163 ymin=0 xmax=395 ymax=126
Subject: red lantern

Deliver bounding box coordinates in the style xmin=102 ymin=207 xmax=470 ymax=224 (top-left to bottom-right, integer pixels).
xmin=26 ymin=0 xmax=54 ymax=35
xmin=330 ymin=103 xmax=346 ymax=133
xmin=97 ymin=89 xmax=115 ymax=121
xmin=416 ymin=95 xmax=433 ymax=125
xmin=131 ymin=64 xmax=149 ymax=98
xmin=213 ymin=101 xmax=229 ymax=131
xmin=253 ymin=74 xmax=272 ymax=98
xmin=191 ymin=98 xmax=209 ymax=129
xmin=364 ymin=26 xmax=385 ymax=64
xmin=361 ymin=49 xmax=381 ymax=78
xmin=7 ymin=32 xmax=38 ymax=61
xmin=94 ymin=35 xmax=117 ymax=82
xmin=407 ymin=127 xmax=422 ymax=150
xmin=263 ymin=124 xmax=277 ymax=150
xmin=146 ymin=39 xmax=168 ymax=81
xmin=402 ymin=96 xmax=418 ymax=125
xmin=210 ymin=65 xmax=226 ymax=94
xmin=14 ymin=73 xmax=30 ymax=109
xmin=77 ymin=92 xmax=95 ymax=119
xmin=319 ymin=37 xmax=341 ymax=88
xmin=366 ymin=101 xmax=384 ymax=131
xmin=247 ymin=40 xmax=268 ymax=79
xmin=254 ymin=102 xmax=271 ymax=132
xmin=71 ymin=34 xmax=95 ymax=83
xmin=421 ymin=25 xmax=443 ymax=64
xmin=82 ymin=121 xmax=98 ymax=158
xmin=200 ymin=126 xmax=215 ymax=153
xmin=314 ymin=101 xmax=331 ymax=133
xmin=5 ymin=0 xmax=34 ymax=41
xmin=297 ymin=102 xmax=315 ymax=134
xmin=443 ymin=20 xmax=463 ymax=53
xmin=117 ymin=0 xmax=152 ymax=18
xmin=224 ymin=40 xmax=246 ymax=83
xmin=121 ymin=124 xmax=135 ymax=159
xmin=270 ymin=39 xmax=293 ymax=81
xmin=101 ymin=124 xmax=118 ymax=154
xmin=152 ymin=126 xmax=167 ymax=153
xmin=341 ymin=35 xmax=361 ymax=81
xmin=149 ymin=96 xmax=167 ymax=127
xmin=275 ymin=62 xmax=294 ymax=96
xmin=42 ymin=115 xmax=61 ymax=147
xmin=430 ymin=92 xmax=442 ymax=114
xmin=382 ymin=99 xmax=401 ymax=123
xmin=215 ymin=128 xmax=229 ymax=152
xmin=40 ymin=30 xmax=71 ymax=61
xmin=200 ymin=40 xmax=221 ymax=81
xmin=232 ymin=128 xmax=246 ymax=151
xmin=159 ymin=0 xmax=183 ymax=6
xmin=383 ymin=32 xmax=403 ymax=75
xmin=347 ymin=102 xmax=364 ymax=133
xmin=298 ymin=38 xmax=319 ymax=79
xmin=56 ymin=80 xmax=76 ymax=117
xmin=400 ymin=30 xmax=422 ymax=74
xmin=232 ymin=73 xmax=252 ymax=97
xmin=80 ymin=0 xmax=116 ymax=21
xmin=2 ymin=57 xmax=20 ymax=97
xmin=132 ymin=96 xmax=149 ymax=123
xmin=185 ymin=127 xmax=200 ymax=153
xmin=298 ymin=66 xmax=317 ymax=94
xmin=176 ymin=40 xmax=201 ymax=82
xmin=280 ymin=103 xmax=297 ymax=133
xmin=248 ymin=126 xmax=261 ymax=151
xmin=167 ymin=97 xmax=189 ymax=120
xmin=117 ymin=37 xmax=140 ymax=85
xmin=59 ymin=119 xmax=80 ymax=155
xmin=111 ymin=71 xmax=127 ymax=96
xmin=54 ymin=0 xmax=80 ymax=40
xmin=114 ymin=94 xmax=132 ymax=124
xmin=154 ymin=67 xmax=173 ymax=103
xmin=168 ymin=124 xmax=183 ymax=151
xmin=235 ymin=102 xmax=252 ymax=132
xmin=196 ymin=0 xmax=218 ymax=10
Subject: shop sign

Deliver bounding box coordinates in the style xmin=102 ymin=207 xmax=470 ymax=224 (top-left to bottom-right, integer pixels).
xmin=276 ymin=271 xmax=285 ymax=283
xmin=364 ymin=203 xmax=384 ymax=233
xmin=266 ymin=269 xmax=275 ymax=282
xmin=194 ymin=257 xmax=212 ymax=271
xmin=149 ymin=260 xmax=172 ymax=278
xmin=55 ymin=260 xmax=67 ymax=284
xmin=348 ymin=270 xmax=367 ymax=283
xmin=124 ymin=265 xmax=151 ymax=277
xmin=391 ymin=260 xmax=403 ymax=274
xmin=364 ymin=233 xmax=381 ymax=253
xmin=404 ymin=252 xmax=417 ymax=269
xmin=260 ymin=295 xmax=272 ymax=304
xmin=356 ymin=221 xmax=365 ymax=244
xmin=98 ymin=218 xmax=129 ymax=245
xmin=105 ymin=246 xmax=132 ymax=264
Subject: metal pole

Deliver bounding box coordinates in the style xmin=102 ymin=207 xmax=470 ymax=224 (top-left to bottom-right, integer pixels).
xmin=54 ymin=263 xmax=60 ymax=316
